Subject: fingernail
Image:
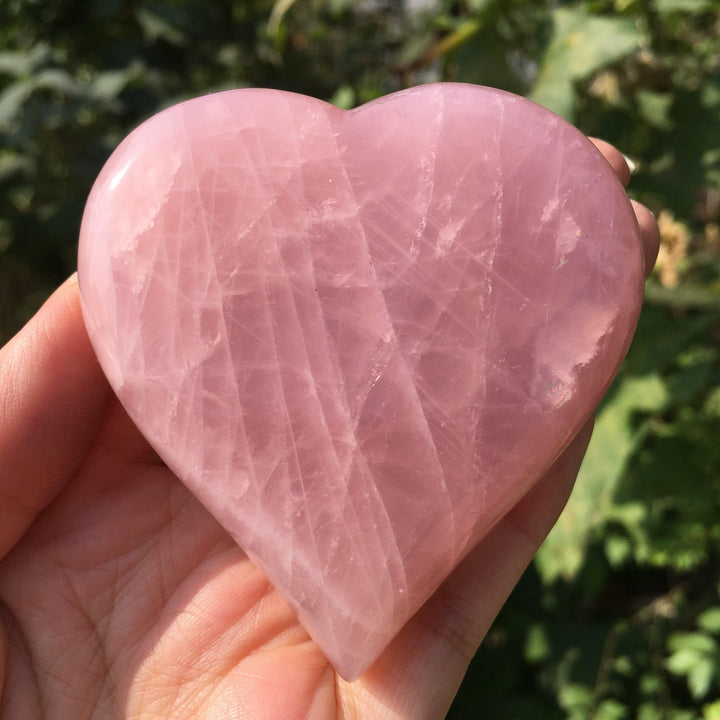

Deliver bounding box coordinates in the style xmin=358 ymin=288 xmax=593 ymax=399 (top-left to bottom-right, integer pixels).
xmin=621 ymin=153 xmax=637 ymax=174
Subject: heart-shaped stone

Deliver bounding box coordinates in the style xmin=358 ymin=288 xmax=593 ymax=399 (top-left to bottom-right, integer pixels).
xmin=78 ymin=83 xmax=643 ymax=680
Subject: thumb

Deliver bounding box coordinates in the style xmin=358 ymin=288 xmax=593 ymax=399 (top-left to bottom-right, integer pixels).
xmin=0 ymin=274 xmax=111 ymax=559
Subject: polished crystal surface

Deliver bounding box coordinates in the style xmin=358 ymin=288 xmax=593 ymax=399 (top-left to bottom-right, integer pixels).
xmin=78 ymin=83 xmax=644 ymax=680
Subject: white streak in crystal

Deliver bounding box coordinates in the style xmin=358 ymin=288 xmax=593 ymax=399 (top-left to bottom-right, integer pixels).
xmin=434 ymin=220 xmax=462 ymax=258
xmin=113 ymin=148 xmax=182 ymax=256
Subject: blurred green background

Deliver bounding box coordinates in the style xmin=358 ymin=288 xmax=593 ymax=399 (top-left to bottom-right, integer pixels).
xmin=2 ymin=0 xmax=719 ymax=716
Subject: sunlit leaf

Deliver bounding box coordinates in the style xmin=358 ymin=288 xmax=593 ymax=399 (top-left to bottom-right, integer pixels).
xmin=638 ymin=704 xmax=664 ymax=720
xmin=33 ymin=68 xmax=80 ymax=95
xmin=0 ymin=80 xmax=34 ymax=126
xmin=689 ymin=660 xmax=716 ymax=700
xmin=88 ymin=69 xmax=134 ymax=101
xmin=668 ymin=632 xmax=717 ymax=655
xmin=596 ymin=699 xmax=630 ymax=720
xmin=525 ymin=622 xmax=551 ymax=662
xmin=329 ymin=84 xmax=355 ymax=109
xmin=0 ymin=43 xmax=50 ymax=77
xmin=537 ymin=374 xmax=668 ymax=581
xmin=636 ymin=90 xmax=674 ymax=131
xmin=530 ymin=6 xmax=642 ymax=119
xmin=558 ymin=682 xmax=594 ymax=713
xmin=656 ymin=0 xmax=716 ymax=14
xmin=135 ymin=7 xmax=186 ymax=46
xmin=699 ymin=608 xmax=720 ymax=634
xmin=703 ymin=699 xmax=720 ymax=720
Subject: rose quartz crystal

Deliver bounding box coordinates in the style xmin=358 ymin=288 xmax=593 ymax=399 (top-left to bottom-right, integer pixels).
xmin=78 ymin=83 xmax=644 ymax=680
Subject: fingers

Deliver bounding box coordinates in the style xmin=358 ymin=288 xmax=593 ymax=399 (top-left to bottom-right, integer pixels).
xmin=589 ymin=137 xmax=660 ymax=278
xmin=631 ymin=199 xmax=661 ymax=277
xmin=590 ymin=138 xmax=632 ymax=188
xmin=348 ymin=421 xmax=594 ymax=719
xmin=0 ymin=619 xmax=5 ymax=706
xmin=0 ymin=275 xmax=111 ymax=559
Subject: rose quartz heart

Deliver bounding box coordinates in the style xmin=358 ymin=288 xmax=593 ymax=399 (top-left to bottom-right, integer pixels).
xmin=78 ymin=83 xmax=643 ymax=680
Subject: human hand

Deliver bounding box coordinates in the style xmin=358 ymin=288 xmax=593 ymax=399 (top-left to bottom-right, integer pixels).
xmin=0 ymin=140 xmax=659 ymax=719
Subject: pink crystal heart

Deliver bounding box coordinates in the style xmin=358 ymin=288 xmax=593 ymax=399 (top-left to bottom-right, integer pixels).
xmin=78 ymin=83 xmax=643 ymax=680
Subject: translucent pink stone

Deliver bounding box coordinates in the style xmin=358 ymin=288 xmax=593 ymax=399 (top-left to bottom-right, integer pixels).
xmin=78 ymin=83 xmax=644 ymax=680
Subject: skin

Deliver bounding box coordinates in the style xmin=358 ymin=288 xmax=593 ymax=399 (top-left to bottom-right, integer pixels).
xmin=0 ymin=141 xmax=659 ymax=720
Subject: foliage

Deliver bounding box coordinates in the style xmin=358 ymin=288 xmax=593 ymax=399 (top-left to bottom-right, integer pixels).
xmin=2 ymin=0 xmax=720 ymax=717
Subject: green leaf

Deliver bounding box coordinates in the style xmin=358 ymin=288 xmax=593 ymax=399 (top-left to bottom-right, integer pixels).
xmin=689 ymin=658 xmax=716 ymax=699
xmin=0 ymin=80 xmax=34 ymax=126
xmin=665 ymin=631 xmax=720 ymax=699
xmin=537 ymin=374 xmax=668 ymax=581
xmin=558 ymin=682 xmax=593 ymax=713
xmin=638 ymin=704 xmax=664 ymax=720
xmin=0 ymin=219 xmax=12 ymax=253
xmin=703 ymin=699 xmax=720 ymax=720
xmin=656 ymin=0 xmax=716 ymax=15
xmin=0 ymin=153 xmax=33 ymax=182
xmin=33 ymin=68 xmax=80 ymax=95
xmin=667 ymin=648 xmax=703 ymax=675
xmin=268 ymin=0 xmax=298 ymax=37
xmin=88 ymin=67 xmax=137 ymax=102
xmin=698 ymin=608 xmax=720 ymax=634
xmin=135 ymin=7 xmax=186 ymax=46
xmin=605 ymin=533 xmax=633 ymax=567
xmin=668 ymin=632 xmax=717 ymax=655
xmin=0 ymin=44 xmax=51 ymax=77
xmin=530 ymin=6 xmax=643 ymax=119
xmin=667 ymin=354 xmax=718 ymax=404
xmin=636 ymin=90 xmax=674 ymax=131
xmin=626 ymin=305 xmax=719 ymax=375
xmin=705 ymin=387 xmax=720 ymax=417
xmin=467 ymin=0 xmax=495 ymax=12
xmin=596 ymin=699 xmax=630 ymax=720
xmin=525 ymin=622 xmax=551 ymax=662
xmin=327 ymin=0 xmax=354 ymax=15
xmin=329 ymin=84 xmax=355 ymax=109
xmin=644 ymin=283 xmax=720 ymax=311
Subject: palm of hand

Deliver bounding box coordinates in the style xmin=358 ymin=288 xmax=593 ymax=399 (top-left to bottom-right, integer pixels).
xmin=1 ymin=399 xmax=344 ymax=719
